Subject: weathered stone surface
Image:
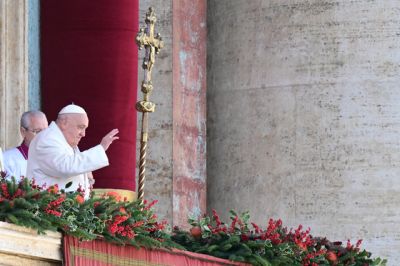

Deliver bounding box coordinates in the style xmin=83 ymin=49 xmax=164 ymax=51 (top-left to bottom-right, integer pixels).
xmin=172 ymin=0 xmax=207 ymax=228
xmin=0 ymin=221 xmax=62 ymax=265
xmin=207 ymin=1 xmax=400 ymax=264
xmin=0 ymin=0 xmax=28 ymax=150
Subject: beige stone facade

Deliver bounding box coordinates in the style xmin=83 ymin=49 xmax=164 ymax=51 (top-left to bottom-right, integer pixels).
xmin=142 ymin=0 xmax=400 ymax=264
xmin=0 ymin=221 xmax=62 ymax=265
xmin=206 ymin=1 xmax=400 ymax=265
xmin=0 ymin=0 xmax=28 ymax=150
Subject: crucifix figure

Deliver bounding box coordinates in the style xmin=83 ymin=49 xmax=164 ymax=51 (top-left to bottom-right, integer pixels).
xmin=136 ymin=7 xmax=164 ymax=202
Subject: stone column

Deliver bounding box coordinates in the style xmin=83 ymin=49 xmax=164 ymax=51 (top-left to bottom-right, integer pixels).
xmin=0 ymin=0 xmax=28 ymax=149
xmin=138 ymin=1 xmax=207 ymax=228
xmin=172 ymin=0 xmax=207 ymax=228
xmin=207 ymin=0 xmax=400 ymax=263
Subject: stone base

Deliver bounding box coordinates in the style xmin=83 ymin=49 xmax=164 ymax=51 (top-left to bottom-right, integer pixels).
xmin=0 ymin=222 xmax=62 ymax=265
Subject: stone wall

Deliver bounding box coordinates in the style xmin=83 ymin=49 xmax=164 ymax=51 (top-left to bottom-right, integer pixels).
xmin=207 ymin=1 xmax=400 ymax=264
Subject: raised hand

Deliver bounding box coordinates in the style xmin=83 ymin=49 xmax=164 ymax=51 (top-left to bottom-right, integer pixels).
xmin=100 ymin=129 xmax=119 ymax=151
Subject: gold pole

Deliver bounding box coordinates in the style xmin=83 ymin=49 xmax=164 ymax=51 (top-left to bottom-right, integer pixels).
xmin=136 ymin=7 xmax=164 ymax=202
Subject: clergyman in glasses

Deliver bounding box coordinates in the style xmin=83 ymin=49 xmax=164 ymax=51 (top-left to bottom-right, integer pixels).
xmin=3 ymin=110 xmax=48 ymax=179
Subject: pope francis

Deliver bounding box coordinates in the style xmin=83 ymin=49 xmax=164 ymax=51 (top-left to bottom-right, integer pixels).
xmin=27 ymin=104 xmax=119 ymax=198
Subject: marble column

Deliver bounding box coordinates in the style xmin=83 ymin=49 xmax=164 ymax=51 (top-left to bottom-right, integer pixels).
xmin=0 ymin=0 xmax=28 ymax=150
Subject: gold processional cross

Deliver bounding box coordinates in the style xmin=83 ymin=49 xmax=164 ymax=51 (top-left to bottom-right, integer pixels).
xmin=136 ymin=7 xmax=164 ymax=202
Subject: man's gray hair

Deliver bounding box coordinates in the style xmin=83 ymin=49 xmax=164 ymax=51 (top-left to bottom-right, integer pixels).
xmin=20 ymin=110 xmax=46 ymax=128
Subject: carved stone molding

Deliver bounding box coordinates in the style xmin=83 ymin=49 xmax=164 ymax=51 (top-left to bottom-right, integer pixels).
xmin=0 ymin=221 xmax=62 ymax=265
xmin=0 ymin=0 xmax=28 ymax=150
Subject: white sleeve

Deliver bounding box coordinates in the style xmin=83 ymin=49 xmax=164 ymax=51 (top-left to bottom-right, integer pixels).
xmin=3 ymin=150 xmax=16 ymax=178
xmin=35 ymin=138 xmax=109 ymax=178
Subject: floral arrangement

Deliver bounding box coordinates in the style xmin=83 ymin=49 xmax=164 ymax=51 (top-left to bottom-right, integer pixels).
xmin=0 ymin=174 xmax=387 ymax=265
xmin=171 ymin=210 xmax=387 ymax=266
xmin=0 ymin=174 xmax=178 ymax=249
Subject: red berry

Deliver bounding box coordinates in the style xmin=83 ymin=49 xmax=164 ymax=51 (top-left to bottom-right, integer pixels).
xmin=75 ymin=194 xmax=84 ymax=204
xmin=326 ymin=251 xmax=338 ymax=262
xmin=190 ymin=226 xmax=202 ymax=239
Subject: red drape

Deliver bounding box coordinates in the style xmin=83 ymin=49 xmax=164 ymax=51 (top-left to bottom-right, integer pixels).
xmin=63 ymin=235 xmax=251 ymax=266
xmin=41 ymin=0 xmax=138 ymax=190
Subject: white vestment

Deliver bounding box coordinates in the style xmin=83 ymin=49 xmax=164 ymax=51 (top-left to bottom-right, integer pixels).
xmin=27 ymin=121 xmax=109 ymax=197
xmin=3 ymin=147 xmax=26 ymax=179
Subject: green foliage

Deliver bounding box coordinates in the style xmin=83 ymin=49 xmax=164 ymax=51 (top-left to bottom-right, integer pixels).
xmin=0 ymin=175 xmax=388 ymax=266
xmin=172 ymin=210 xmax=387 ymax=266
xmin=0 ymin=175 xmax=176 ymax=249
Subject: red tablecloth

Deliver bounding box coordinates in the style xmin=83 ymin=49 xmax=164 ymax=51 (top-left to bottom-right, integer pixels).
xmin=63 ymin=235 xmax=250 ymax=266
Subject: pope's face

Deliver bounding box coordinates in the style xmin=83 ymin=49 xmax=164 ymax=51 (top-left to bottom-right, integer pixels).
xmin=59 ymin=114 xmax=89 ymax=147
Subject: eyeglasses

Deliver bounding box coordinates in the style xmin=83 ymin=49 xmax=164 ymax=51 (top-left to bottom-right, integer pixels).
xmin=23 ymin=127 xmax=43 ymax=134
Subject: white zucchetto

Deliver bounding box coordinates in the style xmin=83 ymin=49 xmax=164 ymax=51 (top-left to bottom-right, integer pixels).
xmin=58 ymin=104 xmax=87 ymax=115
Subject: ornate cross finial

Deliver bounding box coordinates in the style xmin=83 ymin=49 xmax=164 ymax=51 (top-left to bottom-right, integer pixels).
xmin=136 ymin=7 xmax=164 ymax=89
xmin=135 ymin=7 xmax=164 ymax=202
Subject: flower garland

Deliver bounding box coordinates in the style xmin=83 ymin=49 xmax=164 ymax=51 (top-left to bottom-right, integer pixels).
xmin=0 ymin=174 xmax=177 ymax=249
xmin=172 ymin=210 xmax=387 ymax=266
xmin=0 ymin=174 xmax=387 ymax=265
